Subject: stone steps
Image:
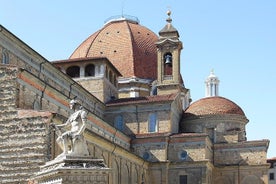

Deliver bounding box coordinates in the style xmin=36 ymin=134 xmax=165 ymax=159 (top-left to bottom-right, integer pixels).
xmin=0 ymin=157 xmax=46 ymax=167
xmin=0 ymin=103 xmax=17 ymax=108
xmin=0 ymin=67 xmax=47 ymax=183
xmin=0 ymin=67 xmax=18 ymax=122
xmin=0 ymin=109 xmax=18 ymax=116
xmin=0 ymin=125 xmax=46 ymax=137
xmin=1 ymin=169 xmax=38 ymax=184
xmin=0 ymin=161 xmax=43 ymax=170
xmin=0 ymin=80 xmax=16 ymax=87
xmin=0 ymin=144 xmax=47 ymax=155
xmin=0 ymin=115 xmax=51 ymax=183
xmin=0 ymin=89 xmax=17 ymax=101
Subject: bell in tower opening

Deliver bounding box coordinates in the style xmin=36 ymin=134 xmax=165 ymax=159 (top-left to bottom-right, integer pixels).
xmin=164 ymin=52 xmax=172 ymax=76
xmin=164 ymin=52 xmax=172 ymax=66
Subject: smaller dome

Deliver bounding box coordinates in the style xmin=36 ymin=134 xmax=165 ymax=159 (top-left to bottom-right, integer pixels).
xmin=184 ymin=96 xmax=245 ymax=117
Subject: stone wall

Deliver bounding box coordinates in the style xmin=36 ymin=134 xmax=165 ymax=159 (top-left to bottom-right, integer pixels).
xmin=0 ymin=65 xmax=54 ymax=183
xmin=0 ymin=28 xmax=149 ymax=184
xmin=214 ymin=140 xmax=269 ymax=166
xmin=117 ymin=78 xmax=151 ymax=98
xmin=181 ymin=114 xmax=248 ymax=144
xmin=0 ymin=66 xmax=148 ymax=184
xmin=148 ymin=162 xmax=210 ymax=184
xmin=168 ymin=134 xmax=211 ymax=162
xmin=83 ymin=131 xmax=149 ymax=184
xmin=213 ymin=165 xmax=269 ymax=184
xmin=105 ymin=102 xmax=172 ymax=136
xmin=78 ymin=77 xmax=105 ymax=102
xmin=0 ymin=31 xmax=105 ymax=119
xmin=132 ymin=136 xmax=168 ymax=162
xmin=170 ymin=94 xmax=183 ymax=133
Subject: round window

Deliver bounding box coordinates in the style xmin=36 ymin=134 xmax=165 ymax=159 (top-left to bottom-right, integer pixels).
xmin=143 ymin=152 xmax=150 ymax=160
xmin=179 ymin=150 xmax=188 ymax=160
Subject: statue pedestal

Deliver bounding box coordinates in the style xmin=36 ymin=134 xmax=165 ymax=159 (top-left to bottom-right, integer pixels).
xmin=30 ymin=155 xmax=110 ymax=184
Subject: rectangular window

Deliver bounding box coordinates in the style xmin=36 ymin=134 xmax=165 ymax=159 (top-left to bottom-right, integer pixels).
xmin=148 ymin=113 xmax=157 ymax=132
xmin=179 ymin=175 xmax=187 ymax=184
xmin=270 ymin=173 xmax=274 ymax=180
xmin=114 ymin=115 xmax=124 ymax=131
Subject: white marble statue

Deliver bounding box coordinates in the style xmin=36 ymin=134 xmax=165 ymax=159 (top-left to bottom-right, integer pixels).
xmin=53 ymin=99 xmax=89 ymax=157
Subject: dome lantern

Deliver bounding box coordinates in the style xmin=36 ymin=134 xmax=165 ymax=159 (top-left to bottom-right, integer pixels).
xmin=205 ymin=69 xmax=220 ymax=97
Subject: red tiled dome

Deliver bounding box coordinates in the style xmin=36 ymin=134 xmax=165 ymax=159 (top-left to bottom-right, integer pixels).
xmin=184 ymin=96 xmax=245 ymax=117
xmin=70 ymin=17 xmax=158 ymax=79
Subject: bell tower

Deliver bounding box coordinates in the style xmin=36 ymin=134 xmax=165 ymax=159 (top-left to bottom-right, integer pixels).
xmin=156 ymin=10 xmax=184 ymax=95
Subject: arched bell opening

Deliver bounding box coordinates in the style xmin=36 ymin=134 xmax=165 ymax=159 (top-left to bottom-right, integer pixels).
xmin=163 ymin=52 xmax=172 ymax=76
xmin=85 ymin=64 xmax=95 ymax=77
xmin=66 ymin=66 xmax=80 ymax=78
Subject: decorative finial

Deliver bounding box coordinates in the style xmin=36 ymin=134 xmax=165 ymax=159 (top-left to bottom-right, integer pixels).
xmin=211 ymin=68 xmax=214 ymax=75
xmin=166 ymin=8 xmax=172 ymax=23
xmin=121 ymin=0 xmax=127 ymax=18
xmin=167 ymin=10 xmax=171 ymax=17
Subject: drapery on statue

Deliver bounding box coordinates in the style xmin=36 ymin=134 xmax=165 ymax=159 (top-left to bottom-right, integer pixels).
xmin=53 ymin=99 xmax=89 ymax=157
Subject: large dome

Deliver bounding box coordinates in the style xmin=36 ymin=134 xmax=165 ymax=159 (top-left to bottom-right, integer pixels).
xmin=184 ymin=96 xmax=245 ymax=117
xmin=70 ymin=16 xmax=158 ymax=79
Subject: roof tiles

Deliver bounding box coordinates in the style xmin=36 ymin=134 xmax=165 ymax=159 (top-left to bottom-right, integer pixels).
xmin=70 ymin=20 xmax=158 ymax=79
xmin=183 ymin=96 xmax=245 ymax=117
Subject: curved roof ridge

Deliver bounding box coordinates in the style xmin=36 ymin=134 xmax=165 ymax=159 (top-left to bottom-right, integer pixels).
xmin=84 ymin=26 xmax=106 ymax=58
xmin=129 ymin=23 xmax=158 ymax=79
xmin=69 ymin=18 xmax=158 ymax=79
xmin=124 ymin=20 xmax=136 ymax=76
xmin=69 ymin=30 xmax=98 ymax=58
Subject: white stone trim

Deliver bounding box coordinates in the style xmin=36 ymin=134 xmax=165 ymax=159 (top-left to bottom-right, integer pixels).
xmin=119 ymin=87 xmax=149 ymax=92
xmin=118 ymin=77 xmax=152 ymax=84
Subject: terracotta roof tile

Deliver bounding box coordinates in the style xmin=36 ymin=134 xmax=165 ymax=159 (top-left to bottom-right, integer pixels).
xmin=170 ymin=133 xmax=208 ymax=138
xmin=70 ymin=19 xmax=158 ymax=79
xmin=52 ymin=56 xmax=108 ymax=63
xmin=183 ymin=96 xmax=245 ymax=118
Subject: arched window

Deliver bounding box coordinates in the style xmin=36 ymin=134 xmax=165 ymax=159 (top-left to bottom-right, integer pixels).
xmin=2 ymin=50 xmax=9 ymax=64
xmin=66 ymin=66 xmax=80 ymax=78
xmin=113 ymin=74 xmax=116 ymax=85
xmin=114 ymin=115 xmax=124 ymax=131
xmin=85 ymin=64 xmax=95 ymax=77
xmin=151 ymin=86 xmax=157 ymax=96
xmin=109 ymin=70 xmax=113 ymax=83
xmin=105 ymin=67 xmax=108 ymax=78
xmin=148 ymin=113 xmax=157 ymax=132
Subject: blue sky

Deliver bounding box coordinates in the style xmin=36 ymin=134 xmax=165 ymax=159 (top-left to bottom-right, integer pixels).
xmin=1 ymin=1 xmax=275 ymax=158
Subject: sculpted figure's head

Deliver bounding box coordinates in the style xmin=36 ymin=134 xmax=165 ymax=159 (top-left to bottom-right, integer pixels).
xmin=69 ymin=99 xmax=81 ymax=110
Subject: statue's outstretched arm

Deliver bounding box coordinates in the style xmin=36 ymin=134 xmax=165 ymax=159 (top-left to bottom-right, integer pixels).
xmin=55 ymin=119 xmax=70 ymax=128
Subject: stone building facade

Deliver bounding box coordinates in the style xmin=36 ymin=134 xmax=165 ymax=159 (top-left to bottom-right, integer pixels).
xmin=0 ymin=12 xmax=270 ymax=184
xmin=267 ymin=158 xmax=276 ymax=184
